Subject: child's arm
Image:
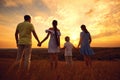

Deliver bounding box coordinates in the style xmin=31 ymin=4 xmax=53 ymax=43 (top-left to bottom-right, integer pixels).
xmin=62 ymin=45 xmax=66 ymax=50
xmin=73 ymin=45 xmax=76 ymax=49
xmin=39 ymin=33 xmax=50 ymax=46
xmin=62 ymin=43 xmax=66 ymax=49
xmin=72 ymin=44 xmax=77 ymax=51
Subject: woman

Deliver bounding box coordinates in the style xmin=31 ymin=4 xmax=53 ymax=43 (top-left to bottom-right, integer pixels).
xmin=40 ymin=20 xmax=61 ymax=70
xmin=77 ymin=24 xmax=94 ymax=68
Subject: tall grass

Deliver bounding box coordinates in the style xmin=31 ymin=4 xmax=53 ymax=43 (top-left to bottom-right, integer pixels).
xmin=2 ymin=60 xmax=120 ymax=80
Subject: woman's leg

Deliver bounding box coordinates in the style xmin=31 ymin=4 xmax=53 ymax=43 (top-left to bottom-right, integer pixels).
xmin=88 ymin=56 xmax=92 ymax=67
xmin=84 ymin=55 xmax=89 ymax=67
xmin=84 ymin=55 xmax=92 ymax=68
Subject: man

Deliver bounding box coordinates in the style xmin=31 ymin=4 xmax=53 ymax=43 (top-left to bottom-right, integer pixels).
xmin=14 ymin=15 xmax=40 ymax=73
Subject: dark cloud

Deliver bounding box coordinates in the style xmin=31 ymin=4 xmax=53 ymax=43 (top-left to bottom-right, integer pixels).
xmin=34 ymin=0 xmax=50 ymax=13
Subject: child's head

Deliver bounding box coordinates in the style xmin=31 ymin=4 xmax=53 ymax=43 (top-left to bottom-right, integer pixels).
xmin=65 ymin=36 xmax=70 ymax=42
xmin=52 ymin=20 xmax=57 ymax=27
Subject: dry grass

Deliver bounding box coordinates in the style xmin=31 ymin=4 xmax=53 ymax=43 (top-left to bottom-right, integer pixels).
xmin=0 ymin=48 xmax=120 ymax=80
xmin=0 ymin=59 xmax=120 ymax=80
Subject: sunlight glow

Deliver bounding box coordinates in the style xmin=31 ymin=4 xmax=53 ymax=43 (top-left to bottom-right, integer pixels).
xmin=0 ymin=0 xmax=120 ymax=48
xmin=70 ymin=32 xmax=78 ymax=41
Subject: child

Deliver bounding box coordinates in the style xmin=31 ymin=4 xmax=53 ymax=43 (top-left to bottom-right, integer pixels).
xmin=77 ymin=24 xmax=94 ymax=68
xmin=63 ymin=36 xmax=74 ymax=66
xmin=40 ymin=20 xmax=61 ymax=70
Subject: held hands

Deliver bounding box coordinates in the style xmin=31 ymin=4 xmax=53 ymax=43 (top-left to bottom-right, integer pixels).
xmin=37 ymin=42 xmax=41 ymax=47
xmin=16 ymin=41 xmax=18 ymax=47
xmin=77 ymin=46 xmax=79 ymax=49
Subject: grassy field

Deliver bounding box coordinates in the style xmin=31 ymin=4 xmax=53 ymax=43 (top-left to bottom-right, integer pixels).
xmin=0 ymin=47 xmax=120 ymax=60
xmin=0 ymin=48 xmax=120 ymax=80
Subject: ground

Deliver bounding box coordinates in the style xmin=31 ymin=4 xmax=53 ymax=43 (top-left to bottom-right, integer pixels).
xmin=0 ymin=58 xmax=120 ymax=80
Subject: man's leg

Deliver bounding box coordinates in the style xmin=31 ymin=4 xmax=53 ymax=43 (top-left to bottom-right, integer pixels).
xmin=16 ymin=45 xmax=25 ymax=70
xmin=24 ymin=45 xmax=32 ymax=72
xmin=7 ymin=45 xmax=24 ymax=73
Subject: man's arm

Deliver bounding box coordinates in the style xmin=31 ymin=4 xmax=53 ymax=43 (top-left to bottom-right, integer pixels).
xmin=32 ymin=30 xmax=40 ymax=43
xmin=15 ymin=30 xmax=19 ymax=46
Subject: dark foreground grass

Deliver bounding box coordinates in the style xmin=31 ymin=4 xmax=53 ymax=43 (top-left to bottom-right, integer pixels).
xmin=0 ymin=58 xmax=120 ymax=80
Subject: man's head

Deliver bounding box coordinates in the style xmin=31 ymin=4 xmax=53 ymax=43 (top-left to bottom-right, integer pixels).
xmin=24 ymin=15 xmax=31 ymax=22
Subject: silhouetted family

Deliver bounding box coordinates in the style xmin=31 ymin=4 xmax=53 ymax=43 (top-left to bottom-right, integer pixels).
xmin=9 ymin=15 xmax=94 ymax=76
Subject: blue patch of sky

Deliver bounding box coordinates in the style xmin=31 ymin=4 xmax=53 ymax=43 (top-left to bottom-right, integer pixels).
xmin=0 ymin=0 xmax=52 ymax=27
xmin=0 ymin=3 xmax=25 ymax=27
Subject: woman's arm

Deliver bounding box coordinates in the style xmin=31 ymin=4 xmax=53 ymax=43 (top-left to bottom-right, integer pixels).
xmin=77 ymin=33 xmax=82 ymax=48
xmin=77 ymin=38 xmax=81 ymax=48
xmin=89 ymin=33 xmax=92 ymax=44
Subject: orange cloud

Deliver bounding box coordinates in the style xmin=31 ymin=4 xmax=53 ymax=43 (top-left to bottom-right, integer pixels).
xmin=3 ymin=0 xmax=33 ymax=7
xmin=0 ymin=0 xmax=120 ymax=48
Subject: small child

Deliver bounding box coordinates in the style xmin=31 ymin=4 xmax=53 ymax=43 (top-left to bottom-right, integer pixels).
xmin=63 ymin=36 xmax=74 ymax=66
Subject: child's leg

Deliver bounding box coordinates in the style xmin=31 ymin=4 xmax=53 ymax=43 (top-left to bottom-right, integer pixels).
xmin=65 ymin=56 xmax=69 ymax=65
xmin=65 ymin=56 xmax=72 ymax=67
xmin=49 ymin=53 xmax=58 ymax=70
xmin=49 ymin=54 xmax=54 ymax=70
xmin=69 ymin=56 xmax=72 ymax=65
xmin=53 ymin=53 xmax=58 ymax=69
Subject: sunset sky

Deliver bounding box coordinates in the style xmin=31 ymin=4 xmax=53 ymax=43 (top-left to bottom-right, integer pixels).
xmin=0 ymin=0 xmax=120 ymax=48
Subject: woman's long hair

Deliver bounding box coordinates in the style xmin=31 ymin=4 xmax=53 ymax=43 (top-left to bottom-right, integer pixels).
xmin=81 ymin=24 xmax=89 ymax=33
xmin=52 ymin=20 xmax=60 ymax=47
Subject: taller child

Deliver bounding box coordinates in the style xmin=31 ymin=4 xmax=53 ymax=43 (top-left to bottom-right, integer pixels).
xmin=40 ymin=20 xmax=61 ymax=70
